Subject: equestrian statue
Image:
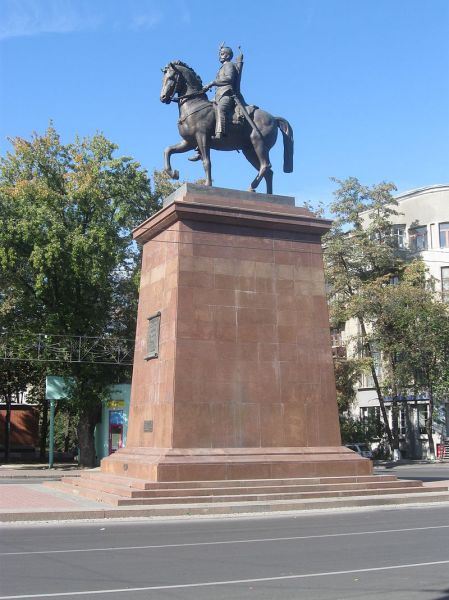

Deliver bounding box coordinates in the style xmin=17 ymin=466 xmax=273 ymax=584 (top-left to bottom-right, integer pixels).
xmin=159 ymin=45 xmax=294 ymax=194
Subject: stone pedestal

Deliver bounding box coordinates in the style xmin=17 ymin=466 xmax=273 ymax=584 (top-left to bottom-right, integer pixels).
xmin=101 ymin=184 xmax=371 ymax=481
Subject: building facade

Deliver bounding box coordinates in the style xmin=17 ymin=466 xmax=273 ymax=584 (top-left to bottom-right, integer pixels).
xmin=337 ymin=185 xmax=449 ymax=459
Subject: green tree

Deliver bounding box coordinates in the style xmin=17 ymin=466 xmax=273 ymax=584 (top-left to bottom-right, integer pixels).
xmin=0 ymin=125 xmax=170 ymax=465
xmin=334 ymin=356 xmax=370 ymax=414
xmin=323 ymin=177 xmax=406 ymax=454
xmin=361 ymin=261 xmax=449 ymax=459
xmin=333 ymin=354 xmax=385 ymax=446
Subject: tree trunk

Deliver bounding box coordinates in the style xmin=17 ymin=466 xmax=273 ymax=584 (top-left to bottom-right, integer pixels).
xmin=358 ymin=317 xmax=394 ymax=448
xmin=426 ymin=383 xmax=436 ymax=460
xmin=77 ymin=417 xmax=97 ymax=468
xmin=64 ymin=414 xmax=71 ymax=453
xmin=405 ymin=402 xmax=417 ymax=459
xmin=391 ymin=398 xmax=401 ymax=461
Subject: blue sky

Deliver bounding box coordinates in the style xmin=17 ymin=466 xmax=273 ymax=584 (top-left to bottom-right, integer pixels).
xmin=0 ymin=0 xmax=448 ymax=207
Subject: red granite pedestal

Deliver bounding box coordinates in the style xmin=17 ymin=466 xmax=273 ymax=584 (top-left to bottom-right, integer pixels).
xmin=101 ymin=184 xmax=371 ymax=481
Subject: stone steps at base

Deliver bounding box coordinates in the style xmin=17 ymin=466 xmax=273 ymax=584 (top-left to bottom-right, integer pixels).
xmin=107 ymin=491 xmax=449 ymax=516
xmin=76 ymin=470 xmax=148 ymax=489
xmin=55 ymin=476 xmax=425 ymax=499
xmin=45 ymin=480 xmax=449 ymax=507
xmin=28 ymin=484 xmax=449 ymax=522
xmin=113 ymin=485 xmax=449 ymax=506
xmin=77 ymin=471 xmax=398 ymax=490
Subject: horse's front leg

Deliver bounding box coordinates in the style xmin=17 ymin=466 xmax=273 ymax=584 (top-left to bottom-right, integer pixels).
xmin=196 ymin=134 xmax=212 ymax=186
xmin=164 ymin=139 xmax=194 ymax=180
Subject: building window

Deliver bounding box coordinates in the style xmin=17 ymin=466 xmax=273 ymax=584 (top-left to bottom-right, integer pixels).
xmin=439 ymin=223 xmax=449 ymax=248
xmin=391 ymin=225 xmax=406 ymax=249
xmin=331 ymin=329 xmax=346 ymax=358
xmin=399 ymin=407 xmax=407 ymax=436
xmin=384 ymin=405 xmax=407 ymax=436
xmin=360 ymin=406 xmax=383 ymax=437
xmin=418 ymin=404 xmax=429 ymax=435
xmin=358 ymin=339 xmax=382 ymax=387
xmin=441 ymin=267 xmax=449 ymax=303
xmin=331 ymin=329 xmax=342 ymax=347
xmin=409 ymin=226 xmax=428 ymax=252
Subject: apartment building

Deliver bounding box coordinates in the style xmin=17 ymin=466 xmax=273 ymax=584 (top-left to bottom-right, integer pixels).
xmin=336 ymin=184 xmax=449 ymax=459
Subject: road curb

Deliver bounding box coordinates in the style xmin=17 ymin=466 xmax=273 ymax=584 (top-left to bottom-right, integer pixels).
xmin=2 ymin=494 xmax=449 ymax=523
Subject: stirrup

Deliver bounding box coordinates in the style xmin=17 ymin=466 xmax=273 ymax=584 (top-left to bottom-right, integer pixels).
xmin=188 ymin=151 xmax=202 ymax=162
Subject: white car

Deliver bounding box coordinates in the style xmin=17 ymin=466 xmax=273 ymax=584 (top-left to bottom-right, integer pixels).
xmin=345 ymin=443 xmax=373 ymax=459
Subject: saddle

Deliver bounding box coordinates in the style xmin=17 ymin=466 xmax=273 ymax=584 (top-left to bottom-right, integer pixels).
xmin=232 ymin=103 xmax=258 ymax=126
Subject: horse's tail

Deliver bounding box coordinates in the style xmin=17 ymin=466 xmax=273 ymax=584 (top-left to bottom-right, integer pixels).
xmin=276 ymin=117 xmax=294 ymax=173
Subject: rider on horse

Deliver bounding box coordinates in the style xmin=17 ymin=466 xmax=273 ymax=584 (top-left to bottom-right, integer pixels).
xmin=205 ymin=45 xmax=242 ymax=139
xmin=189 ymin=45 xmax=243 ymax=162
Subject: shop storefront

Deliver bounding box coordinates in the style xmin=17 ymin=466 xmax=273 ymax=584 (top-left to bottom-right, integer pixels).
xmin=95 ymin=384 xmax=131 ymax=462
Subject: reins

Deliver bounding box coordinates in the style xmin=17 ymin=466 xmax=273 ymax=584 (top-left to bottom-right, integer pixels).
xmin=166 ymin=66 xmax=211 ymax=124
xmin=178 ymin=101 xmax=211 ymax=125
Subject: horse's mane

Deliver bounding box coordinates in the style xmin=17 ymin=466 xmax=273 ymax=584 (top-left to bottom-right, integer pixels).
xmin=171 ymin=60 xmax=203 ymax=89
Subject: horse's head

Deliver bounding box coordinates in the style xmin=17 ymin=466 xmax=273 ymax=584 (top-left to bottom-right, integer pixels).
xmin=160 ymin=63 xmax=181 ymax=104
xmin=160 ymin=61 xmax=203 ymax=104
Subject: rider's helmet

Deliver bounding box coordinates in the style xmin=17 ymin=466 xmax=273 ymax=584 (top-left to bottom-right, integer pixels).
xmin=219 ymin=46 xmax=233 ymax=60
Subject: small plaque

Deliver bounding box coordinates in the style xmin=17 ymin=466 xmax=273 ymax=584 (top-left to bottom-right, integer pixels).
xmin=145 ymin=311 xmax=161 ymax=360
xmin=144 ymin=420 xmax=153 ymax=433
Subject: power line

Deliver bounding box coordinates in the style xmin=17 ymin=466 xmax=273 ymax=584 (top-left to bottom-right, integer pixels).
xmin=0 ymin=333 xmax=134 ymax=365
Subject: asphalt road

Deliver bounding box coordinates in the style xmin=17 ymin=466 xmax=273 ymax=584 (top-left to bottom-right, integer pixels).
xmin=1 ymin=505 xmax=449 ymax=600
xmin=374 ymin=463 xmax=449 ymax=482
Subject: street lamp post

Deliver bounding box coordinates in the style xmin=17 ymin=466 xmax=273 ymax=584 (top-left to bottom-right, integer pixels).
xmin=48 ymin=398 xmax=55 ymax=469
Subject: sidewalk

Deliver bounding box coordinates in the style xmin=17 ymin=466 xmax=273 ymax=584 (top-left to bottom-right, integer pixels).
xmin=0 ymin=463 xmax=81 ymax=479
xmin=0 ymin=463 xmax=82 ymax=479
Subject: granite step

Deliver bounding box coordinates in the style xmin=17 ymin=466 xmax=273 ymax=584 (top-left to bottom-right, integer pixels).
xmin=6 ymin=486 xmax=449 ymax=523
xmin=77 ymin=471 xmax=149 ymax=489
xmin=105 ymin=491 xmax=449 ymax=516
xmin=77 ymin=471 xmax=399 ymax=490
xmin=113 ymin=485 xmax=449 ymax=506
xmin=45 ymin=479 xmax=448 ymax=507
xmin=55 ymin=476 xmax=425 ymax=500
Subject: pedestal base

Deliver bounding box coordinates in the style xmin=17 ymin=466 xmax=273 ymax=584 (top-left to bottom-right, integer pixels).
xmin=100 ymin=185 xmax=372 ymax=485
xmin=101 ymin=446 xmax=372 ymax=481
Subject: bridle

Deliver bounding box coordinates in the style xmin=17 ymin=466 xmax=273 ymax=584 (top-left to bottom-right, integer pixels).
xmin=163 ymin=64 xmax=207 ymax=105
xmin=162 ymin=63 xmax=211 ymax=124
xmin=162 ymin=65 xmax=181 ymax=104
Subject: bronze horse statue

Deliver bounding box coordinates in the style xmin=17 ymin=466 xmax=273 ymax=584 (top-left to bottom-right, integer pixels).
xmin=160 ymin=61 xmax=294 ymax=194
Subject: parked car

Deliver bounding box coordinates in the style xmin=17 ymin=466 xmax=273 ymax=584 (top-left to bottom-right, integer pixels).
xmin=345 ymin=443 xmax=373 ymax=459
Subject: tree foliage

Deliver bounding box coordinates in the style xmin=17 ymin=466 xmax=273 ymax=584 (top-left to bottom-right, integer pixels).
xmin=360 ymin=261 xmax=449 ymax=458
xmin=334 ymin=356 xmax=370 ymax=414
xmin=0 ymin=125 xmax=173 ymax=465
xmin=324 ymin=177 xmax=449 ymax=458
xmin=323 ymin=177 xmax=403 ymax=449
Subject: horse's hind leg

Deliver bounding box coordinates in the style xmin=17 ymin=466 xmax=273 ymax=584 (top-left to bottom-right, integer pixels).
xmin=248 ymin=136 xmax=272 ymax=192
xmin=164 ymin=139 xmax=194 ymax=180
xmin=264 ymin=168 xmax=273 ymax=195
xmin=242 ymin=146 xmax=274 ymax=195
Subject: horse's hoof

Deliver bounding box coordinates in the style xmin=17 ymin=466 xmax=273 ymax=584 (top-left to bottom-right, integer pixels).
xmin=248 ymin=187 xmax=256 ymax=193
xmin=172 ymin=170 xmax=179 ymax=180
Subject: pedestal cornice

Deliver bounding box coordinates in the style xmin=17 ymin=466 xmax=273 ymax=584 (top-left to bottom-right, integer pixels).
xmin=133 ymin=184 xmax=332 ymax=244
